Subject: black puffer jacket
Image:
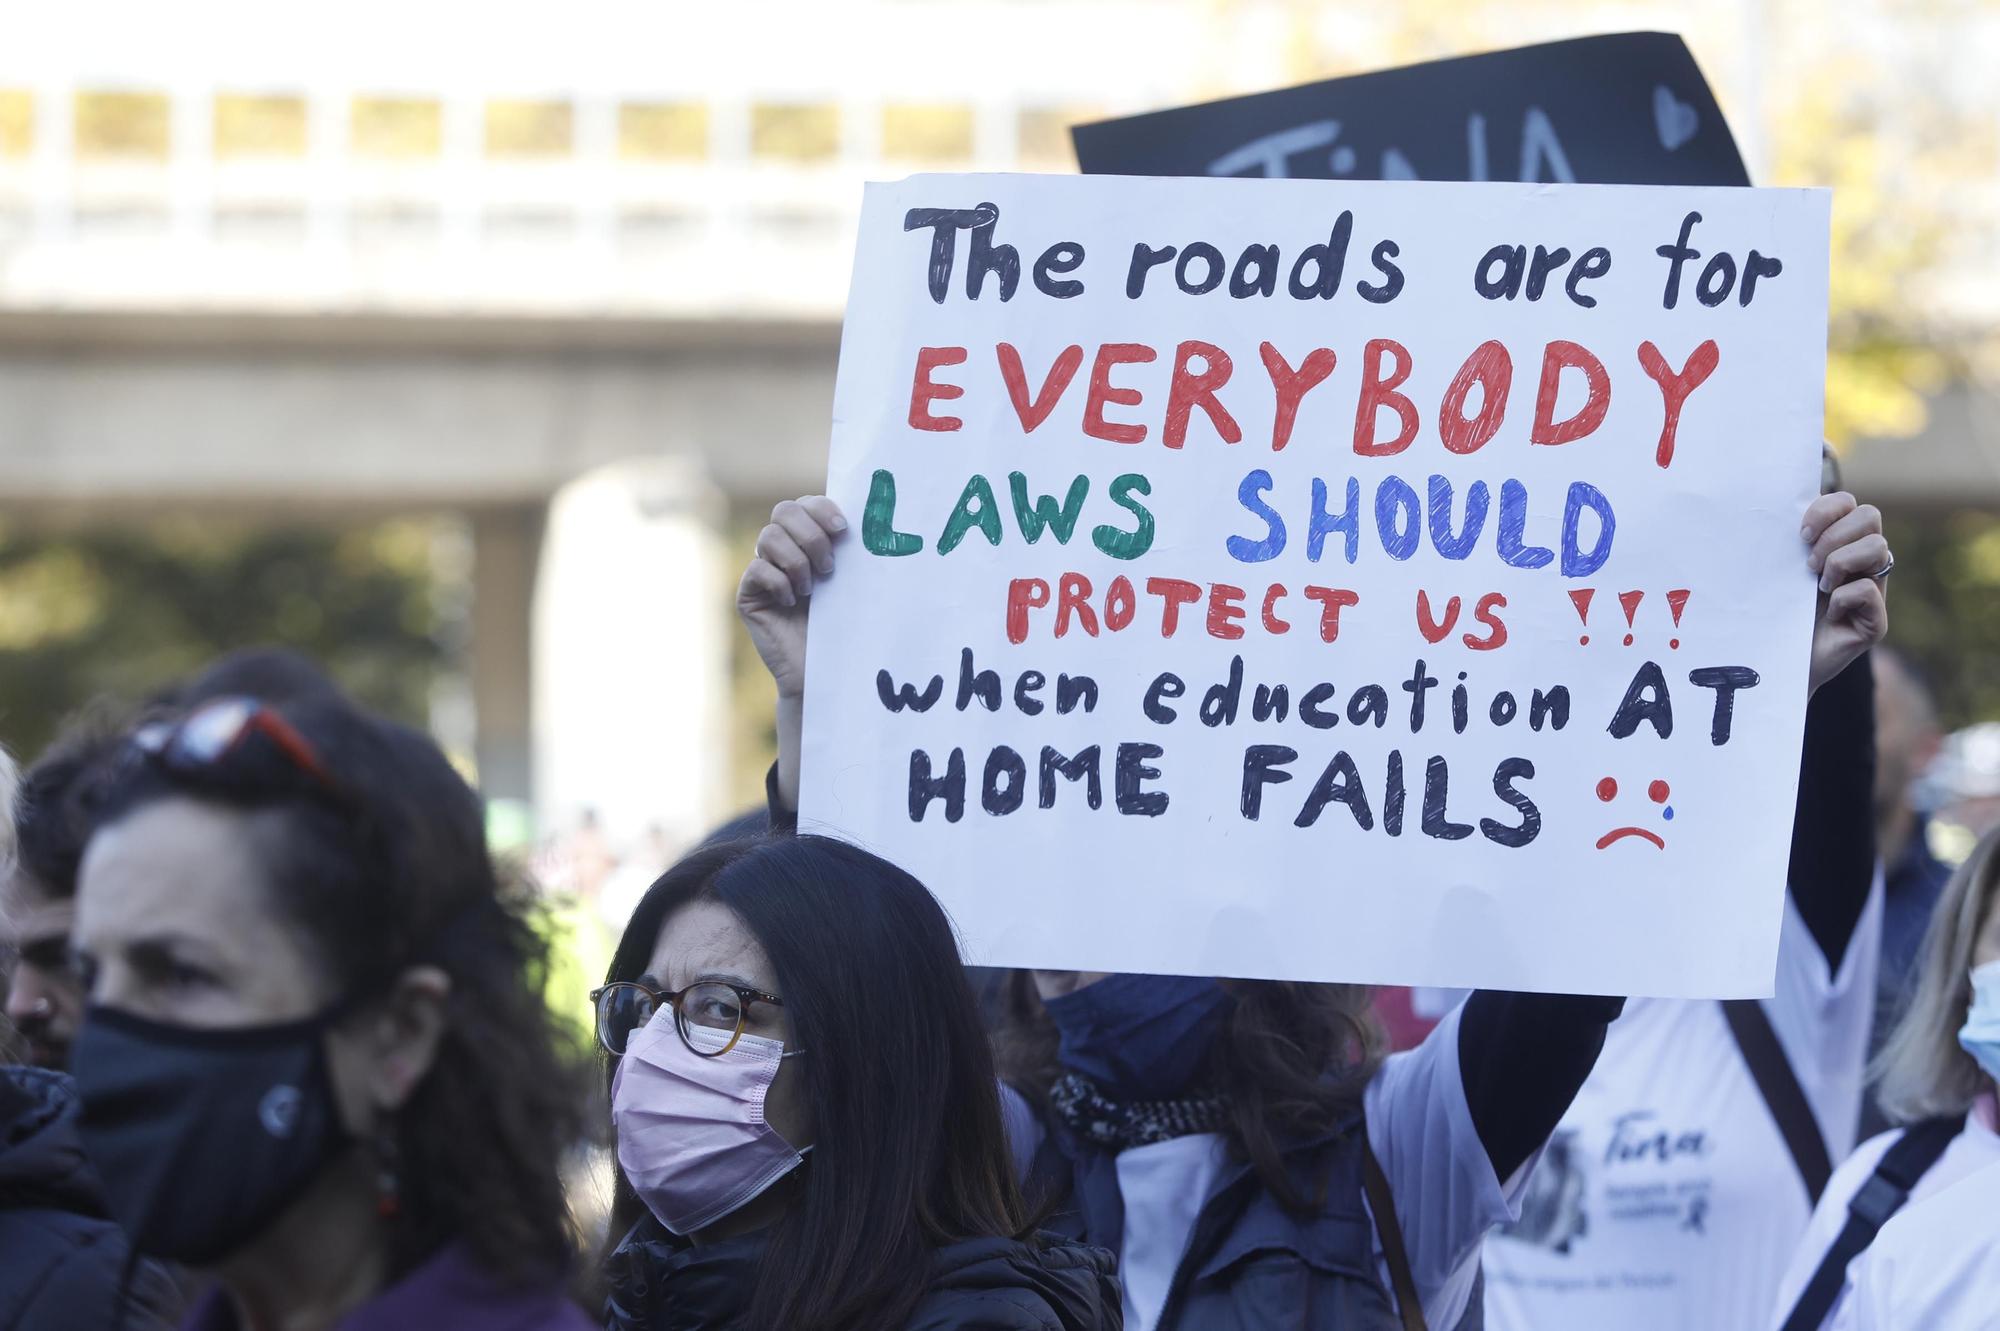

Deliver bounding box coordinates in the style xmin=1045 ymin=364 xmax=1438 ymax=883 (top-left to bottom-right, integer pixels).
xmin=0 ymin=1065 xmax=180 ymax=1330
xmin=602 ymin=1215 xmax=1121 ymax=1330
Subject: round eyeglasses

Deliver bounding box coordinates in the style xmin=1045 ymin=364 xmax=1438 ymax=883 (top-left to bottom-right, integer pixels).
xmin=590 ymin=979 xmax=787 ymax=1058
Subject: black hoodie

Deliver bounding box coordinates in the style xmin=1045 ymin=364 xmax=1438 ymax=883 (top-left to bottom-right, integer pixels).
xmin=0 ymin=1065 xmax=181 ymax=1330
xmin=603 ymin=1215 xmax=1121 ymax=1330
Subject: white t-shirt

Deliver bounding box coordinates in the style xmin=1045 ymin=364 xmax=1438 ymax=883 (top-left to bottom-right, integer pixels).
xmin=1841 ymin=1160 xmax=2000 ymax=1330
xmin=1013 ymin=1002 xmax=1526 ymax=1331
xmin=1785 ymin=1094 xmax=2000 ymax=1331
xmin=1483 ymin=883 xmax=1883 ymax=1331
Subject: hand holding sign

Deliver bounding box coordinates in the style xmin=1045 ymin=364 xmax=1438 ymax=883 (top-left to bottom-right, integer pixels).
xmin=800 ymin=172 xmax=1839 ymax=997
xmin=1802 ymin=491 xmax=1889 ymax=695
xmin=740 ymin=495 xmax=849 ymax=809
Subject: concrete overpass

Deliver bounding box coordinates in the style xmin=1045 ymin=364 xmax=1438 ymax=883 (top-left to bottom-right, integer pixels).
xmin=0 ymin=309 xmax=842 ymax=845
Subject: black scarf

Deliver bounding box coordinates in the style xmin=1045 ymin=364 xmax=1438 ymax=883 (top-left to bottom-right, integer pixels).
xmin=1047 ymin=1072 xmax=1233 ymax=1253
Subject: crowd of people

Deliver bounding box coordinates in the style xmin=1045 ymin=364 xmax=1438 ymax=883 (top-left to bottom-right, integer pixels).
xmin=0 ymin=478 xmax=1993 ymax=1331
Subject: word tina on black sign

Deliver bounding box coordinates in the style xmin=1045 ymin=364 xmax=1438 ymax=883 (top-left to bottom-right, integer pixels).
xmin=1072 ymin=32 xmax=1748 ymax=188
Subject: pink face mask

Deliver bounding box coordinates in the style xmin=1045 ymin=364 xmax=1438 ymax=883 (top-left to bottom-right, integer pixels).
xmin=610 ymin=1011 xmax=807 ymax=1236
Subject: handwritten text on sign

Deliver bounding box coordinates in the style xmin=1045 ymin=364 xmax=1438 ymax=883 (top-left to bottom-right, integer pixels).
xmin=801 ymin=175 xmax=1831 ymax=998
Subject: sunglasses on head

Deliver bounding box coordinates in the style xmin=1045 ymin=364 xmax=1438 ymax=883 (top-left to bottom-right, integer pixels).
xmin=132 ymin=696 xmax=341 ymax=797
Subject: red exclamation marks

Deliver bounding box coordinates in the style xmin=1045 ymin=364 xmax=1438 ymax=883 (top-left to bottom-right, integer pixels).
xmin=1570 ymin=589 xmax=1595 ymax=645
xmin=1618 ymin=591 xmax=1644 ymax=646
xmin=1666 ymin=589 xmax=1690 ymax=650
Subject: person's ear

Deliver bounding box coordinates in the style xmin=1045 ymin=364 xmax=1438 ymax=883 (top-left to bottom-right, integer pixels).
xmin=359 ymin=966 xmax=452 ymax=1111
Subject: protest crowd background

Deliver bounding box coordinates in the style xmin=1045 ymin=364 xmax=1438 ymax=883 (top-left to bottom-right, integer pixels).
xmin=3 ymin=2 xmax=1999 ymax=1329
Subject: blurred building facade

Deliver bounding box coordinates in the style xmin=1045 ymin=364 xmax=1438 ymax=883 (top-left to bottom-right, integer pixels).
xmin=1 ymin=0 xmax=1994 ymax=850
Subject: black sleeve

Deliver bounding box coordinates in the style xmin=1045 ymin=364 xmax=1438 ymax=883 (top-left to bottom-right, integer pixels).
xmin=766 ymin=763 xmax=798 ymax=835
xmin=1786 ymin=654 xmax=1876 ymax=973
xmin=1457 ymin=990 xmax=1626 ymax=1182
xmin=17 ymin=1239 xmax=182 ymax=1331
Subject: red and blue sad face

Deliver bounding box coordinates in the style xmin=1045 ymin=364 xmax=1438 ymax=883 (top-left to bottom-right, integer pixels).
xmin=1594 ymin=776 xmax=1673 ymax=850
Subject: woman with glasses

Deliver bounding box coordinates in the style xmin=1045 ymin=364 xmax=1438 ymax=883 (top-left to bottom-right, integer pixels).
xmin=594 ymin=834 xmax=1120 ymax=1331
xmin=66 ymin=662 xmax=593 ymax=1331
xmin=739 ymin=491 xmax=1893 ymax=1331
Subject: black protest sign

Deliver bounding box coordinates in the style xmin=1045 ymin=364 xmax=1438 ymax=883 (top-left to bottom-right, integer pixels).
xmin=1071 ymin=32 xmax=1748 ymax=188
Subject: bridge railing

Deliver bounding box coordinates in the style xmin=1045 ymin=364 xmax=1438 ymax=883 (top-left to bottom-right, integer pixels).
xmin=0 ymin=85 xmax=1093 ymax=317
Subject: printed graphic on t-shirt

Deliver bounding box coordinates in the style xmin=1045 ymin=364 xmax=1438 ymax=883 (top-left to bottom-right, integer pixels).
xmin=1497 ymin=1109 xmax=1716 ymax=1275
xmin=1505 ymin=1129 xmax=1589 ymax=1254
xmin=1484 ymin=899 xmax=1881 ymax=1331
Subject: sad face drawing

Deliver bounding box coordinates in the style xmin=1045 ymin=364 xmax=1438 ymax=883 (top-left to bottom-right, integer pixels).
xmin=1593 ymin=775 xmax=1674 ymax=850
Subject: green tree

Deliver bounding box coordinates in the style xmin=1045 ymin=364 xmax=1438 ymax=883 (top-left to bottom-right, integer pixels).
xmin=1768 ymin=61 xmax=1952 ymax=445
xmin=0 ymin=518 xmax=445 ymax=760
xmin=1882 ymin=510 xmax=2000 ymax=728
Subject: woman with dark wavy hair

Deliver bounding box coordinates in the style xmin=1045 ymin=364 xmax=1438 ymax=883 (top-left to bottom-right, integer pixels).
xmin=66 ymin=657 xmax=591 ymax=1330
xmin=739 ymin=491 xmax=1891 ymax=1331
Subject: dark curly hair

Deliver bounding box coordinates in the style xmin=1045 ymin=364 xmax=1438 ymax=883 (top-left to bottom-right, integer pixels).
xmin=13 ymin=713 xmax=124 ymax=902
xmin=994 ymin=973 xmax=1384 ymax=1213
xmin=13 ymin=645 xmax=349 ymax=901
xmin=89 ymin=666 xmax=581 ymax=1283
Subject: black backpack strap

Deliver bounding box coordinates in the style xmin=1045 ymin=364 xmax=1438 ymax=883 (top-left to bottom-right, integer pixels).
xmin=1720 ymin=998 xmax=1833 ymax=1203
xmin=1361 ymin=1140 xmax=1430 ymax=1331
xmin=1776 ymin=1114 xmax=1963 ymax=1331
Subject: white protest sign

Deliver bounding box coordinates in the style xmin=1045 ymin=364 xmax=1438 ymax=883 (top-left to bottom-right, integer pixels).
xmin=800 ymin=173 xmax=1830 ymax=998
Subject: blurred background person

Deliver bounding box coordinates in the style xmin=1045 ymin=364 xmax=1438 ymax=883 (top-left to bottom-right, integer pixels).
xmin=0 ymin=739 xmax=20 ymax=1063
xmin=69 ymin=672 xmax=592 ymax=1330
xmin=1 ymin=745 xmax=183 ymax=1329
xmin=1 ymin=721 xmax=122 ymax=1071
xmin=1864 ymin=647 xmax=1954 ymax=1132
xmin=1920 ymin=723 xmax=2000 ymax=864
xmin=533 ymin=811 xmax=619 ymax=1067
xmin=1771 ymin=822 xmax=2000 ymax=1329
xmin=599 ymin=822 xmax=676 ymax=940
xmin=1875 ymin=648 xmax=1951 ymax=979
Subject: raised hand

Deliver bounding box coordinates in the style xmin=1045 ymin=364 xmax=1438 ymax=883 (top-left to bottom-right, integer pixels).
xmin=1802 ymin=491 xmax=1890 ymax=695
xmin=737 ymin=496 xmax=847 ymax=811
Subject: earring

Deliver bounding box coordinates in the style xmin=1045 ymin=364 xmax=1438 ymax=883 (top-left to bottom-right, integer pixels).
xmin=374 ymin=1118 xmax=402 ymax=1221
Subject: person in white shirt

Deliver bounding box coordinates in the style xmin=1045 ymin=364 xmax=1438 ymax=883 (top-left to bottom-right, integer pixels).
xmin=742 ymin=489 xmax=1893 ymax=1331
xmin=1840 ymin=1161 xmax=2000 ymax=1331
xmin=1773 ymin=822 xmax=2000 ymax=1330
xmin=1483 ymin=499 xmax=1896 ymax=1331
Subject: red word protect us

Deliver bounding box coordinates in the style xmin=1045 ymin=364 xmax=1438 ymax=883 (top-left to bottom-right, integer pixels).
xmin=908 ymin=337 xmax=1719 ymax=468
xmin=1007 ymin=574 xmax=1360 ymax=645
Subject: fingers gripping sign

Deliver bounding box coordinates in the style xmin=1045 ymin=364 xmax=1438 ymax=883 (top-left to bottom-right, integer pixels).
xmin=739 ymin=496 xmax=849 ymax=694
xmin=1800 ymin=490 xmax=1889 ymax=696
xmin=739 ymin=496 xmax=848 ymax=809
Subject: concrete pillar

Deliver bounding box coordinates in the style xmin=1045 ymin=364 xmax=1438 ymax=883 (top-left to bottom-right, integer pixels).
xmin=470 ymin=504 xmax=543 ymax=816
xmin=32 ymin=79 xmax=73 ymax=246
xmin=573 ymin=91 xmax=617 ymax=299
xmin=170 ymin=82 xmax=214 ymax=252
xmin=532 ymin=457 xmax=728 ymax=856
xmin=440 ymin=92 xmax=481 ymax=263
xmin=975 ymin=98 xmax=1018 ymax=171
xmin=306 ymin=85 xmax=351 ymax=272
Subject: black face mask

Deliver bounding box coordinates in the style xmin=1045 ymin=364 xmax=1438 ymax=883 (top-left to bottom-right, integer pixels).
xmin=71 ymin=1004 xmax=352 ymax=1265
